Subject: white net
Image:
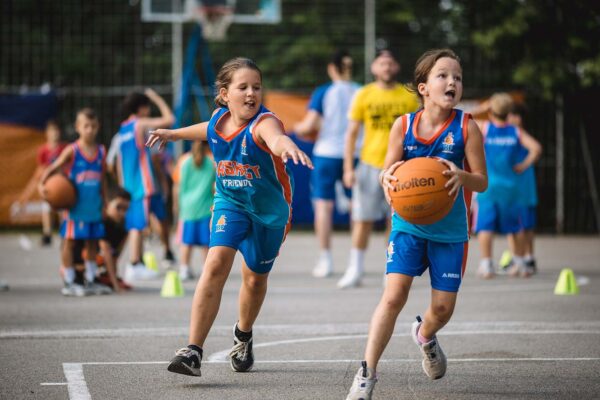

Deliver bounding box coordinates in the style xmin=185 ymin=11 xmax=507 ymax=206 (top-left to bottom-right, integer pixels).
xmin=195 ymin=0 xmax=236 ymax=41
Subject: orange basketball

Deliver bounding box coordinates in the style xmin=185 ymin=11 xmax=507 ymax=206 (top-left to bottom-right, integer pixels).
xmin=43 ymin=174 xmax=77 ymax=210
xmin=388 ymin=157 xmax=453 ymax=225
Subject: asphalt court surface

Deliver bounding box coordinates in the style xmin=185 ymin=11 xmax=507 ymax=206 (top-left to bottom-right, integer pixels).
xmin=1 ymin=232 xmax=599 ymax=399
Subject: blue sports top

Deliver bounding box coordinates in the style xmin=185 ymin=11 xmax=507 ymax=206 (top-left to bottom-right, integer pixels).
xmin=207 ymin=105 xmax=294 ymax=229
xmin=477 ymin=121 xmax=524 ymax=204
xmin=517 ymin=144 xmax=538 ymax=207
xmin=392 ymin=109 xmax=472 ymax=243
xmin=116 ymin=117 xmax=159 ymax=200
xmin=65 ymin=142 xmax=105 ymax=222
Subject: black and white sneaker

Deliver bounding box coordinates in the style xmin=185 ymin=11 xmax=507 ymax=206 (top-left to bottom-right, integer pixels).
xmin=229 ymin=324 xmax=254 ymax=372
xmin=167 ymin=347 xmax=202 ymax=376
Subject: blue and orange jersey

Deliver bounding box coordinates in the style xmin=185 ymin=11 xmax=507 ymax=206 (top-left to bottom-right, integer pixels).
xmin=207 ymin=105 xmax=294 ymax=229
xmin=115 ymin=117 xmax=159 ymax=200
xmin=64 ymin=142 xmax=105 ymax=222
xmin=477 ymin=120 xmax=524 ymax=204
xmin=392 ymin=109 xmax=472 ymax=243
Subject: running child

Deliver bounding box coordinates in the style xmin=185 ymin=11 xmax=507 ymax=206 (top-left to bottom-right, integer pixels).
xmin=172 ymin=140 xmax=215 ymax=281
xmin=18 ymin=120 xmax=66 ymax=246
xmin=146 ymin=57 xmax=312 ymax=377
xmin=345 ymin=49 xmax=488 ymax=399
xmin=40 ymin=108 xmax=108 ymax=297
xmin=473 ymin=93 xmax=541 ymax=279
xmin=113 ymin=89 xmax=175 ymax=282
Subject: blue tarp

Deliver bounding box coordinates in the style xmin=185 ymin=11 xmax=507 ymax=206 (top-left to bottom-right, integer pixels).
xmin=0 ymin=92 xmax=58 ymax=130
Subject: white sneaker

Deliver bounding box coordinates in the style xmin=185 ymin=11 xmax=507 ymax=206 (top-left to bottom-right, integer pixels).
xmin=312 ymin=258 xmax=333 ymax=278
xmin=477 ymin=260 xmax=495 ymax=279
xmin=61 ymin=283 xmax=89 ymax=297
xmin=346 ymin=361 xmax=377 ymax=400
xmin=124 ymin=262 xmax=159 ymax=282
xmin=179 ymin=266 xmax=194 ymax=281
xmin=337 ymin=265 xmax=362 ymax=289
xmin=411 ymin=316 xmax=447 ymax=380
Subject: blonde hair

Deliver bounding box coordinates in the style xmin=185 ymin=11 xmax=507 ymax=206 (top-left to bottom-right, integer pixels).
xmin=214 ymin=57 xmax=262 ymax=108
xmin=489 ymin=92 xmax=514 ymax=121
xmin=411 ymin=49 xmax=461 ymax=105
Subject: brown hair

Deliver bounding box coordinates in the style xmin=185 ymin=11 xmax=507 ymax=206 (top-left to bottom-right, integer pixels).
xmin=214 ymin=57 xmax=262 ymax=108
xmin=411 ymin=49 xmax=461 ymax=105
xmin=76 ymin=107 xmax=98 ymax=121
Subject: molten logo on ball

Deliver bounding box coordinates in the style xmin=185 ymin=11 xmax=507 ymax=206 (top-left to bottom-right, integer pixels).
xmin=396 ymin=177 xmax=435 ymax=191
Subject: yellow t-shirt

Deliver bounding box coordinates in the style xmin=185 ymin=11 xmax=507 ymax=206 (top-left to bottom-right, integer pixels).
xmin=349 ymin=82 xmax=419 ymax=168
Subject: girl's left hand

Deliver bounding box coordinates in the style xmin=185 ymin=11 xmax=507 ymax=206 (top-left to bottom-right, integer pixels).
xmin=281 ymin=148 xmax=314 ymax=169
xmin=437 ymin=158 xmax=464 ymax=198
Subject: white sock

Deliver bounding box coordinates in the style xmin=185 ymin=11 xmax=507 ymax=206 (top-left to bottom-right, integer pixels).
xmin=319 ymin=250 xmax=332 ymax=264
xmin=180 ymin=264 xmax=190 ymax=271
xmin=84 ymin=260 xmax=98 ymax=283
xmin=350 ymin=248 xmax=365 ymax=274
xmin=64 ymin=267 xmax=76 ymax=284
xmin=480 ymin=258 xmax=492 ymax=267
xmin=524 ymin=254 xmax=534 ymax=263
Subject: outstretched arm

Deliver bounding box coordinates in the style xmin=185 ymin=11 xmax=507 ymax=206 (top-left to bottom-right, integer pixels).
xmin=256 ymin=118 xmax=313 ymax=168
xmin=137 ymin=88 xmax=175 ymax=130
xmin=146 ymin=122 xmax=209 ymax=150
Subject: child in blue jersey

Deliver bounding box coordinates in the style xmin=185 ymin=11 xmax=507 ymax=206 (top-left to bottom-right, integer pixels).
xmin=114 ymin=88 xmax=175 ymax=282
xmin=345 ymin=49 xmax=488 ymax=400
xmin=473 ymin=93 xmax=541 ymax=279
xmin=146 ymin=58 xmax=313 ymax=378
xmin=172 ymin=140 xmax=215 ymax=281
xmin=40 ymin=108 xmax=109 ymax=297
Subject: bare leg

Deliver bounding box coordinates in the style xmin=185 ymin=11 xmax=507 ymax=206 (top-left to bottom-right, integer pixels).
xmin=128 ymin=230 xmax=143 ymax=263
xmin=364 ymin=274 xmax=413 ymax=371
xmin=477 ymin=231 xmax=493 ymax=259
xmin=188 ymin=246 xmax=237 ymax=346
xmin=508 ymin=231 xmax=525 ymax=257
xmin=352 ymin=220 xmax=373 ymax=250
xmin=314 ymin=199 xmax=334 ymax=251
xmin=237 ymin=262 xmax=269 ymax=332
xmin=61 ymin=238 xmax=74 ymax=268
xmin=41 ymin=209 xmax=52 ymax=236
xmin=419 ymin=289 xmax=458 ymax=340
xmin=159 ymin=218 xmax=172 ymax=254
xmin=180 ymin=244 xmax=191 ymax=266
xmin=523 ymin=229 xmax=534 ymax=256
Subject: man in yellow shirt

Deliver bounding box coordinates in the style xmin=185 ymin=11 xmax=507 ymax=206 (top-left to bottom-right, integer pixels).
xmin=340 ymin=49 xmax=420 ymax=289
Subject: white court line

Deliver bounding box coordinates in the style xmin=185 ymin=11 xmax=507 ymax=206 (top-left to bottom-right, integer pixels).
xmin=206 ymin=329 xmax=600 ymax=361
xmin=63 ymin=363 xmax=91 ymax=400
xmin=40 ymin=382 xmax=68 ymax=386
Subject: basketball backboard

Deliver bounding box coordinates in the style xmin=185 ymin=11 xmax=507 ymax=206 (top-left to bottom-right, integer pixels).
xmin=141 ymin=0 xmax=281 ymax=24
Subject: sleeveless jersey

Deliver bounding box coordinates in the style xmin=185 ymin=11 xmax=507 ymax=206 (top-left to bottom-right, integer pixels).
xmin=116 ymin=117 xmax=159 ymax=200
xmin=207 ymin=106 xmax=294 ymax=229
xmin=477 ymin=121 xmax=523 ymax=204
xmin=392 ymin=109 xmax=472 ymax=243
xmin=65 ymin=143 xmax=105 ymax=222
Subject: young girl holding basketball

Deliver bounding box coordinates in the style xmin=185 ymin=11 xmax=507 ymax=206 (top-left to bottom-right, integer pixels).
xmin=146 ymin=57 xmax=312 ymax=377
xmin=345 ymin=49 xmax=487 ymax=400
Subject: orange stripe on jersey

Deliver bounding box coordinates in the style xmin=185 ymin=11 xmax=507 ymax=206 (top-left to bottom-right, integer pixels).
xmin=412 ymin=110 xmax=457 ymax=145
xmin=400 ymin=114 xmax=409 ymax=141
xmin=461 ymin=112 xmax=471 ymax=143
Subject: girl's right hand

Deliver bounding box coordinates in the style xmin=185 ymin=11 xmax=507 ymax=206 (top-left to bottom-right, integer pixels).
xmin=381 ymin=161 xmax=404 ymax=204
xmin=146 ymin=129 xmax=174 ymax=150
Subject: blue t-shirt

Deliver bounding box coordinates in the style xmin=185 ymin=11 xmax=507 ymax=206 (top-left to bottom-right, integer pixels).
xmin=207 ymin=105 xmax=294 ymax=228
xmin=66 ymin=143 xmax=105 ymax=222
xmin=477 ymin=121 xmax=524 ymax=204
xmin=308 ymin=80 xmax=360 ymax=158
xmin=116 ymin=117 xmax=159 ymax=200
xmin=392 ymin=109 xmax=472 ymax=243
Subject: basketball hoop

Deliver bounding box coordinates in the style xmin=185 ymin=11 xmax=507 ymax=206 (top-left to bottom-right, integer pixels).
xmin=194 ymin=0 xmax=235 ymax=41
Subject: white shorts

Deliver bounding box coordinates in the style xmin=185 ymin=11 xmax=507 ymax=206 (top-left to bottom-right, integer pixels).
xmin=351 ymin=162 xmax=390 ymax=222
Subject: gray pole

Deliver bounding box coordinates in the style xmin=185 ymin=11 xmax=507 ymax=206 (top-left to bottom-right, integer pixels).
xmin=555 ymin=94 xmax=564 ymax=233
xmin=365 ymin=0 xmax=375 ymax=82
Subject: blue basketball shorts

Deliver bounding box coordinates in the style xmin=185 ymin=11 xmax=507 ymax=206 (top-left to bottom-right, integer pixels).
xmin=473 ymin=198 xmax=523 ymax=234
xmin=177 ymin=217 xmax=211 ymax=246
xmin=60 ymin=219 xmax=105 ymax=240
xmin=310 ymin=156 xmax=351 ymax=200
xmin=125 ymin=194 xmax=167 ymax=231
xmin=520 ymin=206 xmax=536 ymax=230
xmin=386 ymin=231 xmax=467 ymax=293
xmin=209 ymin=208 xmax=287 ymax=274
